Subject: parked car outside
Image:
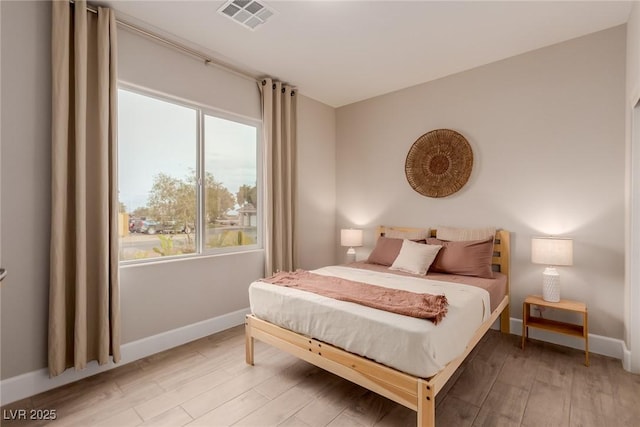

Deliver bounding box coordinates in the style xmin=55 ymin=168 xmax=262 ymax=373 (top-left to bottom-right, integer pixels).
xmin=129 ymin=218 xmax=194 ymax=235
xmin=129 ymin=218 xmax=144 ymax=233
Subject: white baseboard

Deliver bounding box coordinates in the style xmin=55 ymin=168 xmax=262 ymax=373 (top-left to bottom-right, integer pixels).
xmin=0 ymin=307 xmax=250 ymax=406
xmin=509 ymin=317 xmax=625 ymax=360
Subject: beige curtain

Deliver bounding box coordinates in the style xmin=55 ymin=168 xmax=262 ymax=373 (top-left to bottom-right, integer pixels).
xmin=260 ymin=78 xmax=297 ymax=276
xmin=49 ymin=0 xmax=120 ymax=377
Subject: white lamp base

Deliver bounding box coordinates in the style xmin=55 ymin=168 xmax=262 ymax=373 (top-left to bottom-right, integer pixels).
xmin=345 ymin=247 xmax=356 ymax=263
xmin=542 ymin=267 xmax=560 ymax=302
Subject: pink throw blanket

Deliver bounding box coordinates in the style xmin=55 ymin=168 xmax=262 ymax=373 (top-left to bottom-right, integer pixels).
xmin=260 ymin=270 xmax=448 ymax=324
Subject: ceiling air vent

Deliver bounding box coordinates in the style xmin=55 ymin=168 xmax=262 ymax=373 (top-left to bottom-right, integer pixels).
xmin=218 ymin=0 xmax=276 ymax=30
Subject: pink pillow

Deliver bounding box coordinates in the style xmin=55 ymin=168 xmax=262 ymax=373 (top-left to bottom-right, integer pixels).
xmin=366 ymin=237 xmax=404 ymax=266
xmin=427 ymin=237 xmax=494 ymax=278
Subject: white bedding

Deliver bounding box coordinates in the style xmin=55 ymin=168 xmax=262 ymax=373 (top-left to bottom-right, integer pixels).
xmin=249 ymin=265 xmax=490 ymax=378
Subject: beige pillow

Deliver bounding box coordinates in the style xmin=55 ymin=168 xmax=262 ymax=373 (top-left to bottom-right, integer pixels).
xmin=436 ymin=226 xmax=496 ymax=242
xmin=390 ymin=240 xmax=442 ymax=275
xmin=384 ymin=227 xmax=430 ymax=241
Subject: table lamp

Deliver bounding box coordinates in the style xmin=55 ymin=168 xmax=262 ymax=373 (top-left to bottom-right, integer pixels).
xmin=341 ymin=229 xmax=363 ymax=263
xmin=531 ymin=237 xmax=573 ymax=302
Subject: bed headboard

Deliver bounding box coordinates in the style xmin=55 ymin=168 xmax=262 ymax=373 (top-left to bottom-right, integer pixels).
xmin=376 ymin=226 xmax=511 ymax=280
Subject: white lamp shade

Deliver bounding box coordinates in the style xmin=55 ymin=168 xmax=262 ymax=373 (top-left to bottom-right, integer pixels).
xmin=531 ymin=237 xmax=573 ymax=266
xmin=340 ymin=229 xmax=363 ymax=247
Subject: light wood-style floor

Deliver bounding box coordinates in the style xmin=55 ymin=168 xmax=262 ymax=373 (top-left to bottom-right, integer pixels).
xmin=2 ymin=326 xmax=639 ymax=427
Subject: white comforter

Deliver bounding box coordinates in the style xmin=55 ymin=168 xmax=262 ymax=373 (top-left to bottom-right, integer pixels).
xmin=249 ymin=265 xmax=490 ymax=378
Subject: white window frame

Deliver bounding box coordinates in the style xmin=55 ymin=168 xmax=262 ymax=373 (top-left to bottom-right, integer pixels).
xmin=118 ymin=83 xmax=262 ymax=265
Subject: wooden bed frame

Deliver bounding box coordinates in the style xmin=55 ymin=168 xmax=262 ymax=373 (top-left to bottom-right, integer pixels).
xmin=245 ymin=228 xmax=510 ymax=427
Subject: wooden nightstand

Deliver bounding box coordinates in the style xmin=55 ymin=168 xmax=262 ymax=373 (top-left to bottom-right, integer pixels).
xmin=522 ymin=295 xmax=589 ymax=366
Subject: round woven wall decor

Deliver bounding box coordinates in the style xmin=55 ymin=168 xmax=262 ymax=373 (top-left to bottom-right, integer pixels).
xmin=405 ymin=129 xmax=473 ymax=198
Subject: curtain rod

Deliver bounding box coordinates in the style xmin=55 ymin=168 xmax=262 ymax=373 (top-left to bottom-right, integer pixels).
xmin=77 ymin=1 xmax=260 ymax=83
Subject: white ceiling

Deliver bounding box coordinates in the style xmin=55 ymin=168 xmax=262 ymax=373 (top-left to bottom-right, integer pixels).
xmin=104 ymin=1 xmax=633 ymax=107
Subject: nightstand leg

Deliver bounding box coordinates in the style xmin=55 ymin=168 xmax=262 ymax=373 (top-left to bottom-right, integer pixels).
xmin=521 ymin=302 xmax=527 ymax=350
xmin=584 ymin=311 xmax=590 ymax=367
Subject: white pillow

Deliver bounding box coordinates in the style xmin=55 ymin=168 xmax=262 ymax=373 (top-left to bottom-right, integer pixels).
xmin=389 ymin=240 xmax=442 ymax=275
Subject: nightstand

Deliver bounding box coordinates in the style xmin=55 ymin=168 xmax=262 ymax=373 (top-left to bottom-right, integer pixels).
xmin=521 ymin=295 xmax=589 ymax=366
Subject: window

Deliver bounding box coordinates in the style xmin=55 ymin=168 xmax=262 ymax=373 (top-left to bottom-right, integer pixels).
xmin=118 ymin=87 xmax=260 ymax=262
xmin=204 ymin=115 xmax=259 ymax=249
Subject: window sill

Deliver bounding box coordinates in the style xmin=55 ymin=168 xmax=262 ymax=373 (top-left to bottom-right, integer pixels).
xmin=119 ymin=248 xmax=264 ymax=269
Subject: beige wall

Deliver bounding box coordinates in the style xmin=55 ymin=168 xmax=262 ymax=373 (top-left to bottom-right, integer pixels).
xmin=296 ymin=95 xmax=337 ymax=270
xmin=336 ymin=26 xmax=626 ymax=338
xmin=120 ymin=251 xmax=264 ymax=343
xmin=1 ymin=0 xmax=51 ymax=379
xmin=625 ymin=1 xmax=640 ymax=372
xmin=118 ymin=27 xmax=261 ymax=121
xmin=628 ymin=3 xmax=640 ymax=102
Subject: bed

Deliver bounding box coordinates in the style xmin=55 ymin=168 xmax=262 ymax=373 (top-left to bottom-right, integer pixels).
xmin=245 ymin=227 xmax=510 ymax=427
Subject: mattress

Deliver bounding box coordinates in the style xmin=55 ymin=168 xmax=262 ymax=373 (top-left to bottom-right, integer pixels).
xmin=249 ymin=265 xmax=505 ymax=378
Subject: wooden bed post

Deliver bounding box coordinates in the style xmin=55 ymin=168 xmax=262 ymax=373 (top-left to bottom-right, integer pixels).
xmin=245 ymin=316 xmax=254 ymax=365
xmin=417 ymin=379 xmax=435 ymax=427
xmin=497 ymin=229 xmax=511 ymax=334
xmin=500 ymin=305 xmax=510 ymax=333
